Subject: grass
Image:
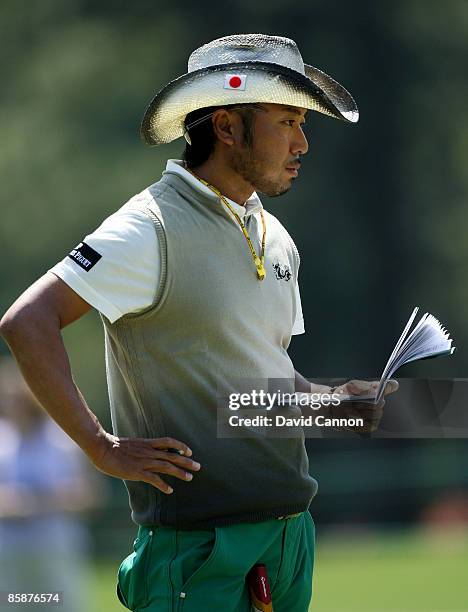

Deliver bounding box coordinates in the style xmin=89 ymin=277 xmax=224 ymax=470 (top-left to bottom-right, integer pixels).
xmin=311 ymin=527 xmax=468 ymax=611
xmin=91 ymin=528 xmax=468 ymax=612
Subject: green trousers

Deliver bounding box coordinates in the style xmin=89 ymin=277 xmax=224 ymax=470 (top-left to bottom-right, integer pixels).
xmin=116 ymin=511 xmax=314 ymax=612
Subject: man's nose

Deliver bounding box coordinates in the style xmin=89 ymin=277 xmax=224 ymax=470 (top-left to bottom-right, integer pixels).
xmin=291 ymin=127 xmax=308 ymax=156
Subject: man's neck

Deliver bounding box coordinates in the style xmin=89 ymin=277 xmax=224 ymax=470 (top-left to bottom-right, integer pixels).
xmin=188 ymin=159 xmax=254 ymax=206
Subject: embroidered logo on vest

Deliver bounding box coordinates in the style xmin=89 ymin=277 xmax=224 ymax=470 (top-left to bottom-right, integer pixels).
xmin=272 ymin=262 xmax=292 ymax=281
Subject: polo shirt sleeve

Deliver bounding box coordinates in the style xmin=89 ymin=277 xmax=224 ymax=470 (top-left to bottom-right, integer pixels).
xmin=48 ymin=209 xmax=160 ymax=323
xmin=292 ymin=281 xmax=305 ymax=335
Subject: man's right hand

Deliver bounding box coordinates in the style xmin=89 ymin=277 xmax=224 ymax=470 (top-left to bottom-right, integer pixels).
xmin=89 ymin=433 xmax=201 ymax=494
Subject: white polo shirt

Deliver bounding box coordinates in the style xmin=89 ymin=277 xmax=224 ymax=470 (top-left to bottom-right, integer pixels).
xmin=50 ymin=160 xmax=305 ymax=334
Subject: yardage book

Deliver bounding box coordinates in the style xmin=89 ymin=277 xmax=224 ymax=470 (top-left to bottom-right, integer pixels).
xmin=338 ymin=307 xmax=456 ymax=403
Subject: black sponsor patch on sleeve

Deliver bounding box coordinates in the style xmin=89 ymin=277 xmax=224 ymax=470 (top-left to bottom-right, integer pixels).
xmin=67 ymin=242 xmax=102 ymax=272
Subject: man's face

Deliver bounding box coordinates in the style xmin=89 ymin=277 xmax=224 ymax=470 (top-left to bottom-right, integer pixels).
xmin=230 ymin=103 xmax=308 ymax=197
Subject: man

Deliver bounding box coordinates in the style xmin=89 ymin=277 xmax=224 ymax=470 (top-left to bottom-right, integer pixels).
xmin=1 ymin=34 xmax=396 ymax=611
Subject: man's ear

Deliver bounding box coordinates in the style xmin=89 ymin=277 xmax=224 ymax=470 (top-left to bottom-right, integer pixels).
xmin=212 ymin=109 xmax=237 ymax=146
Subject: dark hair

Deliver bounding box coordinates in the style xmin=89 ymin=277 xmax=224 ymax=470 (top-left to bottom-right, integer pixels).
xmin=182 ymin=104 xmax=259 ymax=168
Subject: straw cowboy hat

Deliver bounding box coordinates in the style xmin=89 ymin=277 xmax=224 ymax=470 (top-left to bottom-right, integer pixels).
xmin=140 ymin=33 xmax=359 ymax=146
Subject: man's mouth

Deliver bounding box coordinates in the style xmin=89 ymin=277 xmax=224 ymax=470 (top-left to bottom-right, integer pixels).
xmin=286 ymin=160 xmax=301 ymax=176
xmin=285 ymin=162 xmax=301 ymax=177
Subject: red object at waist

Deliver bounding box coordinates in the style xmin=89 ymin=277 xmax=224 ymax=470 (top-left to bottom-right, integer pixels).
xmin=247 ymin=563 xmax=273 ymax=612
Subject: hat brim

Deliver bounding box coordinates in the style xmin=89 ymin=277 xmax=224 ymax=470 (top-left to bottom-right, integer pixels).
xmin=140 ymin=61 xmax=358 ymax=146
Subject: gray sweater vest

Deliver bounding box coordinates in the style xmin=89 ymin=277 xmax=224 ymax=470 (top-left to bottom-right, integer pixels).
xmin=102 ymin=169 xmax=318 ymax=529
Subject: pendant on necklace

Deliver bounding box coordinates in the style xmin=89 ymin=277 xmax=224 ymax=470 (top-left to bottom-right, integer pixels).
xmin=254 ymin=257 xmax=266 ymax=281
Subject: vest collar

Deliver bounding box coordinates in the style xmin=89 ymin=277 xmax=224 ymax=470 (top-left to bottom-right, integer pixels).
xmin=162 ymin=159 xmax=263 ymax=219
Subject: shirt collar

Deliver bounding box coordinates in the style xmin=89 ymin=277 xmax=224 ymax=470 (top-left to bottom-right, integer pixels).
xmin=165 ymin=159 xmax=263 ymax=219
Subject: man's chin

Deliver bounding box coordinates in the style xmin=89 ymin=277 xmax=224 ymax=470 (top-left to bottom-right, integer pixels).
xmin=258 ymin=182 xmax=293 ymax=198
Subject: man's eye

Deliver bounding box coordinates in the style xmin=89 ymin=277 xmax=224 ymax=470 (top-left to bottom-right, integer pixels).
xmin=283 ymin=119 xmax=306 ymax=127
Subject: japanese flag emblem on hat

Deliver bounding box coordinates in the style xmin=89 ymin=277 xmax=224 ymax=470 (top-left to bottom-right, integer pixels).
xmin=224 ymin=74 xmax=247 ymax=90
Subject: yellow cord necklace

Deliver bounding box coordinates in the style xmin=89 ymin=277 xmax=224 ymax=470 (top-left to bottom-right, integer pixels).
xmin=186 ymin=168 xmax=267 ymax=281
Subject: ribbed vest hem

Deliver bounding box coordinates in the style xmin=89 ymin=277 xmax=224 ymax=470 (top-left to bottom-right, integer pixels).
xmin=136 ymin=500 xmax=313 ymax=530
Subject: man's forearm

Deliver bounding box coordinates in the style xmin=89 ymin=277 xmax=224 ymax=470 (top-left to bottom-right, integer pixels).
xmin=294 ymin=370 xmax=332 ymax=394
xmin=0 ymin=308 xmax=107 ymax=464
xmin=0 ymin=275 xmax=200 ymax=495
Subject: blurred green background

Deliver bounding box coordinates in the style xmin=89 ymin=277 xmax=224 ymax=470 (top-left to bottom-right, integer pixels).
xmin=1 ymin=1 xmax=468 ymax=610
